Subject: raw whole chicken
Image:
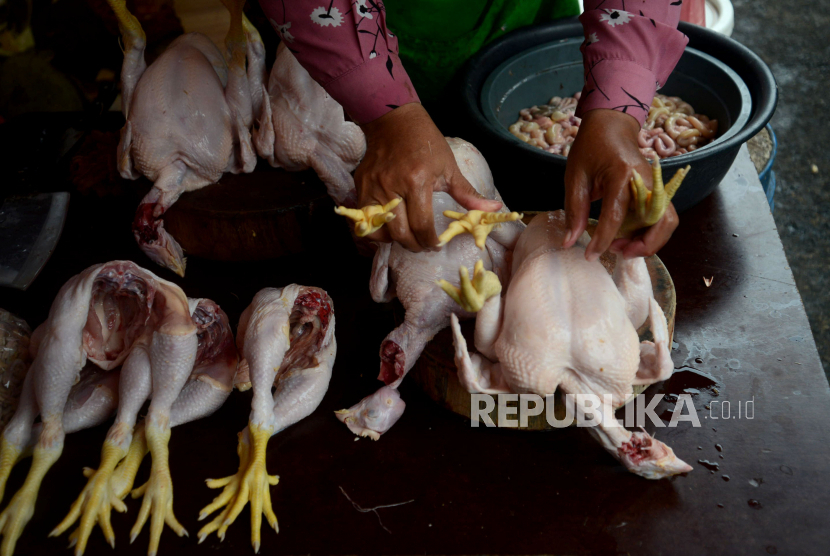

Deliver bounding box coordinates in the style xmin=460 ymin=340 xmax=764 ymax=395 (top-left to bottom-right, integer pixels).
xmin=50 ymin=297 xmax=239 ymax=556
xmin=254 ymin=43 xmax=366 ymax=207
xmin=198 ymin=286 xmax=336 ymax=553
xmin=335 ymin=138 xmax=525 ymax=440
xmin=107 ymin=0 xmax=266 ymax=276
xmin=0 ymin=261 xmax=197 ymax=556
xmin=442 ymin=164 xmax=693 ymax=480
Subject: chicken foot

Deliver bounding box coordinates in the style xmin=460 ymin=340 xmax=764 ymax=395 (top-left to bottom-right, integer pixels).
xmin=618 ymin=160 xmax=690 ymax=236
xmin=438 ymin=210 xmax=524 ymax=249
xmin=334 ymin=199 xmax=401 ymax=237
xmin=50 ymin=343 xmax=153 ymax=555
xmin=52 ymin=298 xmax=238 ymax=555
xmin=198 ymin=287 xmax=335 ymax=553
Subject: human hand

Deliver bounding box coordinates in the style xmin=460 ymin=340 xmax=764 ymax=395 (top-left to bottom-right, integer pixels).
xmin=563 ymin=109 xmax=679 ymax=261
xmin=356 ymin=103 xmax=502 ymax=252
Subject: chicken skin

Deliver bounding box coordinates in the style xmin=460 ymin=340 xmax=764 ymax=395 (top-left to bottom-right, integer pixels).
xmin=198 ymin=286 xmax=335 ymax=553
xmin=254 ymin=43 xmax=366 ymax=207
xmin=107 ymin=0 xmax=266 ymax=276
xmin=50 ymin=297 xmax=239 ymax=556
xmin=443 ymin=163 xmax=693 ymax=480
xmin=0 ymin=261 xmax=196 ymax=556
xmin=335 ymin=138 xmax=524 ymax=440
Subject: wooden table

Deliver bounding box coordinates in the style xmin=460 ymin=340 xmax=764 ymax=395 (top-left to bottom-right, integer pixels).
xmin=1 ymin=146 xmax=828 ymax=556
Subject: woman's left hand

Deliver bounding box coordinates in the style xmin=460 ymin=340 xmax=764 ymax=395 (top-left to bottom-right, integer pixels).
xmin=563 ymin=108 xmax=679 ymax=260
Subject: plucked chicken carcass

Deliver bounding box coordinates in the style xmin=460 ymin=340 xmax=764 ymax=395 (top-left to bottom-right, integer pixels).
xmin=441 ymin=162 xmax=693 ymax=479
xmin=335 ymin=138 xmax=525 ymax=440
xmin=197 ymin=286 xmax=336 ymax=553
xmin=107 ymin=0 xmax=266 ymax=276
xmin=50 ymin=297 xmax=239 ymax=556
xmin=0 ymin=261 xmax=196 ymax=556
xmin=253 ymin=43 xmax=366 ymax=207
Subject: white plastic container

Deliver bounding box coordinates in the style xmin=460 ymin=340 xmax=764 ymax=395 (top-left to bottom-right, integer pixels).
xmin=705 ymin=0 xmax=735 ymax=37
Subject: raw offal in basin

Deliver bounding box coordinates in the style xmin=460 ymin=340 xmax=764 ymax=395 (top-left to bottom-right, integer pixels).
xmin=509 ymin=93 xmax=718 ymax=160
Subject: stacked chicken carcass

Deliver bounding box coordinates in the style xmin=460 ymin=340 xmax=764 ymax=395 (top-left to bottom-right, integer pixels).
xmin=0 ymin=261 xmax=336 ymax=556
xmin=0 ymin=2 xmax=695 ymax=555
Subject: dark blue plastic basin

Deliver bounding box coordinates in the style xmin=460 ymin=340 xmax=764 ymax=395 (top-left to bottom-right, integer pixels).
xmin=459 ymin=20 xmax=778 ymax=213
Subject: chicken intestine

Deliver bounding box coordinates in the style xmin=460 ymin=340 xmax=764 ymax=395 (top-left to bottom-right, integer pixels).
xmin=509 ymin=93 xmax=718 ymax=161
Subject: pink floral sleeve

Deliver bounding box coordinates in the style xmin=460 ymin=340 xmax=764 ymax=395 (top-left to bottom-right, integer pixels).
xmin=257 ymin=0 xmax=420 ymax=124
xmin=576 ymin=0 xmax=689 ymax=126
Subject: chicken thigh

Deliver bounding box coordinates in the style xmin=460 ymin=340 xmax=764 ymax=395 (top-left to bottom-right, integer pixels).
xmin=443 ymin=163 xmax=692 ymax=479
xmin=254 ymin=43 xmax=366 ymax=207
xmin=198 ymin=286 xmax=335 ymax=553
xmin=0 ymin=261 xmax=196 ymax=556
xmin=107 ymin=0 xmax=266 ymax=276
xmin=335 ymin=138 xmax=524 ymax=440
xmin=51 ymin=297 xmax=238 ymax=556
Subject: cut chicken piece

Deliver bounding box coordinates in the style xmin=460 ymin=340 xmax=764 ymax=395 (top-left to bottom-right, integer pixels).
xmin=335 ymin=387 xmax=405 ymax=440
xmin=198 ymin=286 xmax=335 ymax=553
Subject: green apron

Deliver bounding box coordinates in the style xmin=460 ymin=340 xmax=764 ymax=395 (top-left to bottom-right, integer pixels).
xmin=384 ymin=0 xmax=581 ymax=102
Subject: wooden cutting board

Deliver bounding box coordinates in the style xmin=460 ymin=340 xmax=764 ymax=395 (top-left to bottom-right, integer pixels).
xmin=163 ymin=163 xmax=347 ymax=261
xmin=410 ymin=213 xmax=676 ymax=430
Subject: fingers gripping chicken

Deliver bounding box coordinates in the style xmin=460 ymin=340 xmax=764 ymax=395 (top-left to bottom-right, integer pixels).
xmin=444 ymin=210 xmax=692 ymax=480
xmin=107 ymin=0 xmax=266 ymax=276
xmin=51 ymin=298 xmax=239 ymax=556
xmin=0 ymin=262 xmax=196 ymax=556
xmin=198 ymin=286 xmax=335 ymax=553
xmin=335 ymin=138 xmax=525 ymax=440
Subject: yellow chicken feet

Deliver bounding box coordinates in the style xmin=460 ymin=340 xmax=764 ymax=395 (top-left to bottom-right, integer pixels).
xmin=50 ymin=425 xmax=149 ymax=555
xmin=0 ymin=445 xmax=61 ymax=556
xmin=438 ymin=210 xmax=523 ymax=249
xmin=111 ymin=424 xmax=149 ymax=500
xmin=438 ymin=260 xmax=502 ymax=313
xmin=619 ymin=160 xmax=690 ymax=236
xmin=334 ymin=199 xmax=401 ymax=237
xmin=129 ymin=425 xmax=187 ymax=556
xmin=50 ymin=442 xmax=125 ymax=553
xmin=104 ymin=0 xmax=145 ymax=52
xmin=0 ymin=438 xmax=24 ymax=505
xmin=197 ymin=425 xmax=278 ymax=553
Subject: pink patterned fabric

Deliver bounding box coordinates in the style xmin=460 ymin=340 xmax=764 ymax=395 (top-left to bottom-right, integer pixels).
xmin=258 ymin=0 xmax=419 ymax=124
xmin=576 ymin=0 xmax=689 ymax=125
xmin=257 ymin=0 xmax=687 ymax=127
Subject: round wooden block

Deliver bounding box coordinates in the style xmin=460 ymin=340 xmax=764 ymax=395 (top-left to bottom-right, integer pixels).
xmin=410 ymin=214 xmax=676 ymax=430
xmin=163 ymin=164 xmax=341 ymax=262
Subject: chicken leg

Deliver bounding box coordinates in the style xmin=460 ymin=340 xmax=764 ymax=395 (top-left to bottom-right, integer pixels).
xmin=198 ymin=286 xmax=335 ymax=553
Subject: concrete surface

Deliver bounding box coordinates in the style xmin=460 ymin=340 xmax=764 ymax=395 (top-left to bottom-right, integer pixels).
xmin=731 ymin=0 xmax=830 ymax=379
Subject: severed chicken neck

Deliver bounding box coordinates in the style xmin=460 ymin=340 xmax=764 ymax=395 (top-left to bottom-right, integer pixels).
xmin=446 ymin=210 xmax=692 ymax=479
xmin=108 ymin=0 xmax=266 ymax=276
xmin=336 ymin=138 xmax=525 ymax=440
